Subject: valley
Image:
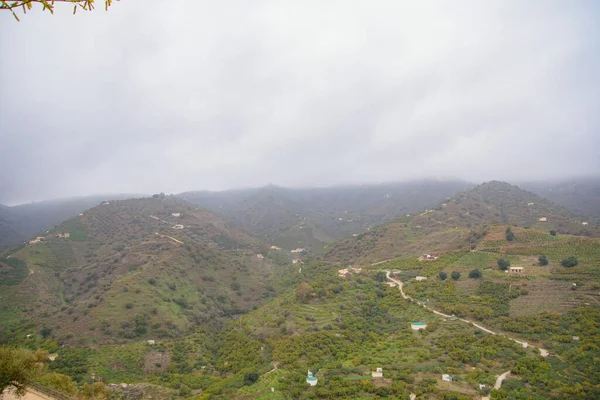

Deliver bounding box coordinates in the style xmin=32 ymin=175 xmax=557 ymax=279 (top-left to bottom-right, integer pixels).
xmin=1 ymin=181 xmax=599 ymax=400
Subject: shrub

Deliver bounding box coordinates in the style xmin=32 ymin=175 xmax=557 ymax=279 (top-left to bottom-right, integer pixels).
xmin=561 ymin=257 xmax=578 ymax=268
xmin=497 ymin=259 xmax=511 ymax=271
xmin=505 ymin=227 xmax=515 ymax=241
xmin=550 ymin=230 xmax=557 ymax=236
xmin=451 ymin=271 xmax=460 ymax=280
xmin=243 ymin=372 xmax=260 ymax=385
xmin=538 ymin=255 xmax=549 ymax=266
xmin=375 ymin=271 xmax=387 ymax=282
xmin=468 ymin=269 xmax=482 ymax=279
xmin=439 ymin=271 xmax=448 ymax=281
xmin=125 ymin=303 xmax=133 ymax=309
xmin=148 ymin=278 xmax=156 ymax=285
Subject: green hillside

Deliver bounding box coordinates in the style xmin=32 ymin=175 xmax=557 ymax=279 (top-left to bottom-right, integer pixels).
xmin=322 ymin=181 xmax=600 ymax=264
xmin=0 ymin=196 xmax=277 ymax=346
xmin=179 ymin=180 xmax=472 ymax=251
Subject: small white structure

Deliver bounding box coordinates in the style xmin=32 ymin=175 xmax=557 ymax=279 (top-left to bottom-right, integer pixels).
xmin=270 ymin=245 xmax=281 ymax=250
xmin=582 ymin=222 xmax=588 ymax=226
xmin=479 ymin=384 xmax=488 ymax=390
xmin=386 ymin=282 xmax=396 ymax=287
xmin=292 ymin=259 xmax=301 ymax=264
xmin=573 ymin=336 xmax=580 ymax=341
xmin=291 ymin=248 xmax=306 ymax=253
xmin=102 ymin=201 xmax=111 ymax=205
xmin=539 ymin=217 xmax=547 ymax=222
xmin=306 ymin=371 xmax=318 ymax=386
xmin=409 ymin=394 xmax=416 ymax=400
xmin=372 ymin=367 xmax=383 ymax=379
xmin=56 ymin=232 xmax=70 ymax=238
xmin=442 ymin=374 xmax=452 ymax=382
xmin=26 ymin=334 xmax=33 ymax=339
xmin=415 ymin=276 xmax=428 ymax=281
xmin=522 ymin=342 xmax=528 ymax=348
xmin=172 ymin=224 xmax=184 ymax=230
xmin=29 ymin=236 xmax=44 ymax=244
xmin=508 ymin=266 xmax=524 ymax=273
xmin=527 ymin=202 xmax=535 ymax=206
xmin=147 ymin=340 xmax=155 ymax=345
xmin=171 ymin=213 xmax=181 ymax=217
xmin=256 ymin=254 xmax=264 ymax=260
xmin=411 ymin=322 xmax=427 ymax=331
xmin=48 ymin=354 xmax=58 ymax=361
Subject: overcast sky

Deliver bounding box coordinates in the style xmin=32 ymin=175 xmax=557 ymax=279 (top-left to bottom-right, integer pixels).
xmin=1 ymin=1 xmax=599 ymax=204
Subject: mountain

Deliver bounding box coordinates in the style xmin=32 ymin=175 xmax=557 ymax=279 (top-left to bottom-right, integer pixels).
xmin=522 ymin=177 xmax=600 ymax=219
xmin=0 ymin=196 xmax=275 ymax=345
xmin=179 ymin=180 xmax=473 ymax=250
xmin=322 ymin=181 xmax=600 ymax=264
xmin=0 ymin=194 xmax=144 ymax=249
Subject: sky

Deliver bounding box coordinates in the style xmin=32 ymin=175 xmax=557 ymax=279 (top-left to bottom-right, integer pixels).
xmin=1 ymin=1 xmax=599 ymax=205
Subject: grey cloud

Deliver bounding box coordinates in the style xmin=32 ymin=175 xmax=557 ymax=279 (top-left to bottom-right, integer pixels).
xmin=1 ymin=0 xmax=599 ymax=204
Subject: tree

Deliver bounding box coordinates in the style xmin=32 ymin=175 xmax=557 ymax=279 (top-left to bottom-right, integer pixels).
xmin=550 ymin=230 xmax=557 ymax=236
xmin=538 ymin=255 xmax=549 ymax=266
xmin=0 ymin=347 xmax=46 ymax=396
xmin=561 ymin=257 xmax=578 ymax=268
xmin=1 ymin=0 xmax=116 ymax=21
xmin=375 ymin=271 xmax=387 ymax=282
xmin=439 ymin=271 xmax=447 ymax=281
xmin=243 ymin=371 xmax=260 ymax=385
xmin=296 ymin=282 xmax=313 ymax=302
xmin=468 ymin=269 xmax=482 ymax=279
xmin=497 ymin=259 xmax=511 ymax=271
xmin=505 ymin=227 xmax=515 ymax=241
xmin=451 ymin=271 xmax=460 ymax=280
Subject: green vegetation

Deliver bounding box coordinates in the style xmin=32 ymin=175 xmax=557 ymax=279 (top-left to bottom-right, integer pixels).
xmin=497 ymin=258 xmax=511 ymax=271
xmin=538 ymin=254 xmax=549 ymax=266
xmin=0 ymin=258 xmax=27 ymax=286
xmin=451 ymin=271 xmax=460 ymax=280
xmin=439 ymin=271 xmax=447 ymax=280
xmin=561 ymin=256 xmax=579 ymax=268
xmin=468 ymin=269 xmax=481 ymax=279
xmin=506 ymin=227 xmax=515 ymax=241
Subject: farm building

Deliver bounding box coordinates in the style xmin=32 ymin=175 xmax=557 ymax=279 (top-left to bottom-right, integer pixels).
xmin=442 ymin=374 xmax=452 ymax=382
xmin=171 ymin=212 xmax=181 ymax=217
xmin=527 ymin=202 xmax=535 ymax=206
xmin=507 ymin=266 xmax=524 ymax=273
xmin=270 ymin=245 xmax=281 ymax=250
xmin=415 ymin=276 xmax=427 ymax=281
xmin=411 ymin=322 xmax=427 ymax=331
xmin=538 ymin=217 xmax=547 ymax=222
xmin=582 ymin=222 xmax=588 ymax=226
xmin=372 ymin=368 xmax=383 ymax=379
xmin=291 ymin=248 xmax=306 ymax=253
xmin=256 ymin=254 xmax=264 ymax=260
xmin=56 ymin=232 xmax=70 ymax=238
xmin=420 ymin=254 xmax=439 ymax=261
xmin=29 ymin=236 xmax=44 ymax=244
xmin=306 ymin=371 xmax=318 ymax=386
xmin=172 ymin=224 xmax=184 ymax=229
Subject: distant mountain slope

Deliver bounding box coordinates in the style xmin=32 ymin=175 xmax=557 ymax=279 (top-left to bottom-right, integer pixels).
xmin=179 ymin=180 xmax=472 ymax=250
xmin=0 ymin=196 xmax=274 ymax=344
xmin=0 ymin=194 xmax=143 ymax=248
xmin=322 ymin=181 xmax=600 ymax=264
xmin=522 ymin=177 xmax=600 ymax=219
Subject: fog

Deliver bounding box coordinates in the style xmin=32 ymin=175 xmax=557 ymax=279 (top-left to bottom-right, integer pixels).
xmin=1 ymin=1 xmax=599 ymax=204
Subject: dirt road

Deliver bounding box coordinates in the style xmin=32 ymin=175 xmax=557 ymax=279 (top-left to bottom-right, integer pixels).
xmin=385 ymin=271 xmax=549 ymax=357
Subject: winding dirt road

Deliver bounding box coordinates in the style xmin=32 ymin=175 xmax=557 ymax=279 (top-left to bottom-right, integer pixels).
xmin=385 ymin=271 xmax=549 ymax=357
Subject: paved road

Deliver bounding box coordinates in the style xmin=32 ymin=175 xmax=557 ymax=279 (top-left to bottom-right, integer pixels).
xmin=385 ymin=271 xmax=549 ymax=357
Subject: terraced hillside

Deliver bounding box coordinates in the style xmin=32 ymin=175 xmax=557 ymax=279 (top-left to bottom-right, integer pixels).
xmin=322 ymin=181 xmax=600 ymax=264
xmin=0 ymin=196 xmax=276 ymax=345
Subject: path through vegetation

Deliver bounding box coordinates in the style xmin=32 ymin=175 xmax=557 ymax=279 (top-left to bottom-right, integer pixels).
xmin=384 ymin=271 xmax=549 ymax=357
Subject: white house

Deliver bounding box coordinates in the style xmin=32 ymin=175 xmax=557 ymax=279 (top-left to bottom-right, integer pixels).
xmin=372 ymin=367 xmax=383 ymax=379
xmin=256 ymin=254 xmax=264 ymax=260
xmin=539 ymin=217 xmax=547 ymax=222
xmin=172 ymin=224 xmax=184 ymax=230
xmin=171 ymin=213 xmax=181 ymax=217
xmin=508 ymin=266 xmax=524 ymax=273
xmin=527 ymin=202 xmax=535 ymax=206
xmin=442 ymin=374 xmax=452 ymax=382
xmin=582 ymin=222 xmax=588 ymax=226
xmin=147 ymin=340 xmax=155 ymax=345
xmin=291 ymin=248 xmax=306 ymax=253
xmin=415 ymin=276 xmax=428 ymax=281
